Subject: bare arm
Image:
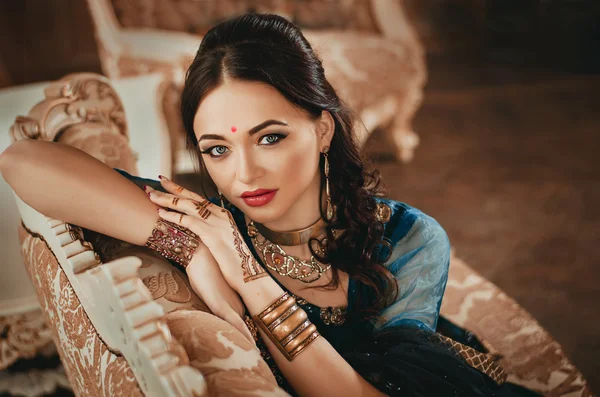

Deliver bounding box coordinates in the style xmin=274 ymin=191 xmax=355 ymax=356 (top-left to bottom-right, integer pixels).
xmin=0 ymin=139 xmax=156 ymax=245
xmin=0 ymin=140 xmax=253 ymax=336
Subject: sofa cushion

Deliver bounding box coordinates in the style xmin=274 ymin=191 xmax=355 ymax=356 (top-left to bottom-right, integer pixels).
xmin=166 ymin=310 xmax=290 ymax=396
xmin=58 ymin=123 xmax=139 ymax=174
xmin=19 ymin=226 xmax=144 ymax=397
xmin=441 ymin=253 xmax=592 ymax=396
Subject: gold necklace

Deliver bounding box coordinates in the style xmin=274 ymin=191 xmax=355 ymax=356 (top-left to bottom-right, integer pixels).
xmin=252 ymin=217 xmax=326 ymax=246
xmin=247 ymin=222 xmax=331 ymax=283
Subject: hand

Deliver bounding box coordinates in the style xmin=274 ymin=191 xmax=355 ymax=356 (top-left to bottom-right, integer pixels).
xmin=185 ymin=243 xmax=255 ymax=345
xmin=144 ymin=177 xmax=269 ymax=292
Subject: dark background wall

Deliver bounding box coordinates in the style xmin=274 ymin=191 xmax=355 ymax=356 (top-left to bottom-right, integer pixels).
xmin=1 ymin=0 xmax=599 ymax=88
xmin=0 ymin=0 xmax=101 ymax=87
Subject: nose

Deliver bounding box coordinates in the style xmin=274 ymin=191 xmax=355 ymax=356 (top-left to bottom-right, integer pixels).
xmin=236 ymin=148 xmax=261 ymax=185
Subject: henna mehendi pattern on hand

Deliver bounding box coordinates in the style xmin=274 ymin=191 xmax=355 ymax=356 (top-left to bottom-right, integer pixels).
xmin=226 ymin=212 xmax=267 ymax=282
xmin=193 ymin=200 xmax=211 ymax=220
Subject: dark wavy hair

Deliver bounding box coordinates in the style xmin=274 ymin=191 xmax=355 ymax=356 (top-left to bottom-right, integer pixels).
xmin=180 ymin=13 xmax=397 ymax=320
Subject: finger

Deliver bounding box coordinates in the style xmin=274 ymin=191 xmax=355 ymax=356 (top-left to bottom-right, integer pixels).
xmin=157 ymin=208 xmax=197 ymax=233
xmin=186 ymin=198 xmax=216 ymax=221
xmin=146 ymin=187 xmax=182 ymax=212
xmin=148 ymin=186 xmax=216 ymax=221
xmin=158 ymin=175 xmax=206 ymax=202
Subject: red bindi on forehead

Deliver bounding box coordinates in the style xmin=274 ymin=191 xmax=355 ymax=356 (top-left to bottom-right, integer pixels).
xmin=230 ymin=126 xmax=237 ymax=133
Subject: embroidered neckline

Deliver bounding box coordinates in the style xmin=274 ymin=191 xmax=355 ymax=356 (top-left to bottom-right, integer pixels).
xmin=285 ymin=290 xmax=348 ymax=326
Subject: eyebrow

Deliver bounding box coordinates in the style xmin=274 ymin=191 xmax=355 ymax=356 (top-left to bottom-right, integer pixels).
xmin=198 ymin=119 xmax=289 ymax=142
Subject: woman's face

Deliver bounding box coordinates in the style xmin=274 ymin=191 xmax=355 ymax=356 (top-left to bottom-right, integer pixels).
xmin=193 ymin=79 xmax=333 ymax=224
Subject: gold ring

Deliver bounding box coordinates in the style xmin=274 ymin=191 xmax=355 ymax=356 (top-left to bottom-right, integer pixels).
xmin=179 ymin=213 xmax=184 ymax=224
xmin=172 ymin=197 xmax=180 ymax=206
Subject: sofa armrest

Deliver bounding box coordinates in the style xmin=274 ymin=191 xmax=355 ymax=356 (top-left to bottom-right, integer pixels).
xmin=15 ymin=193 xmax=208 ymax=396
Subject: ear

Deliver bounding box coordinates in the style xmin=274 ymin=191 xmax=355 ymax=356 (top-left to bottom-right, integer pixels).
xmin=317 ymin=110 xmax=335 ymax=150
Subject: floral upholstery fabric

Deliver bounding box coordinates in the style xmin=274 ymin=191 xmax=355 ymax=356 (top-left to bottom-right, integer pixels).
xmin=19 ymin=226 xmax=144 ymax=397
xmin=19 ymin=222 xmax=290 ymax=396
xmin=110 ymin=0 xmax=379 ymax=35
xmin=165 ymin=310 xmax=289 ymax=397
xmin=58 ymin=123 xmax=139 ymax=175
xmin=441 ymin=253 xmax=593 ymax=397
xmin=1 ymin=219 xmax=55 ymax=369
xmin=0 ymin=310 xmax=54 ymax=370
xmin=306 ymin=30 xmax=423 ymax=113
xmin=305 ymin=29 xmax=425 ymax=156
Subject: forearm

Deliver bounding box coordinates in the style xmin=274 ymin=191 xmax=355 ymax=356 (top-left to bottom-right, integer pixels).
xmin=239 ymin=277 xmax=386 ymax=397
xmin=0 ymin=140 xmax=158 ymax=245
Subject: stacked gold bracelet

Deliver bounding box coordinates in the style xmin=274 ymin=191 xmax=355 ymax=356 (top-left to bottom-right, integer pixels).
xmin=253 ymin=292 xmax=320 ymax=361
xmin=145 ymin=218 xmax=200 ymax=268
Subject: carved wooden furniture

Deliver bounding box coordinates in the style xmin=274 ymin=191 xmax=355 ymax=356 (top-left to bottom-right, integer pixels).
xmin=4 ymin=73 xmax=290 ymax=396
xmin=0 ymin=73 xmax=173 ymax=394
xmin=85 ymin=0 xmax=427 ymax=172
xmin=0 ymin=75 xmax=173 ymax=389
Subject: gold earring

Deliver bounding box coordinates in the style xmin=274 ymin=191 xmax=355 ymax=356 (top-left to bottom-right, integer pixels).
xmin=218 ymin=190 xmax=225 ymax=208
xmin=323 ymin=147 xmax=335 ymax=222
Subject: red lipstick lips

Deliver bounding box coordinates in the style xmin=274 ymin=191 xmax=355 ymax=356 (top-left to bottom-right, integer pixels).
xmin=241 ymin=189 xmax=278 ymax=207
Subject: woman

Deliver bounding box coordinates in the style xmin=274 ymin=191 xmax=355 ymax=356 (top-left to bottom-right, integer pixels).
xmin=1 ymin=13 xmax=539 ymax=397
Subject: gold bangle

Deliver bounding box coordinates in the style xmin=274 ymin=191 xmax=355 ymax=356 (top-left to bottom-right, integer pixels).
xmin=253 ymin=292 xmax=320 ymax=361
xmin=259 ymin=292 xmax=293 ymax=317
xmin=145 ymin=218 xmax=200 ymax=268
xmin=287 ymin=329 xmax=320 ymax=358
xmin=284 ymin=323 xmax=318 ymax=353
xmin=279 ymin=320 xmax=311 ymax=346
xmin=261 ymin=296 xmax=296 ymax=326
xmin=270 ymin=308 xmax=307 ymax=340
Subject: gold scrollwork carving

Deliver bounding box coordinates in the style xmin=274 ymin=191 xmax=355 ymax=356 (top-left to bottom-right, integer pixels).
xmin=9 ymin=73 xmax=128 ymax=144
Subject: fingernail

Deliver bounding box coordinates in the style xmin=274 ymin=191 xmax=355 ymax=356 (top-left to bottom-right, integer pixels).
xmin=143 ymin=184 xmax=148 ymax=191
xmin=158 ymin=175 xmax=165 ymax=180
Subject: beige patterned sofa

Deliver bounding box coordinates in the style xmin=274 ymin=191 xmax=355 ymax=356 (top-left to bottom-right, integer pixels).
xmin=85 ymin=0 xmax=426 ymax=172
xmin=441 ymin=255 xmax=593 ymax=396
xmin=0 ymin=71 xmax=173 ymax=392
xmin=7 ymin=73 xmax=290 ymax=396
xmin=4 ymin=73 xmax=595 ymax=396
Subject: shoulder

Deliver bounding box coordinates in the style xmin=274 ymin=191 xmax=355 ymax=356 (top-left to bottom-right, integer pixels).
xmin=373 ymin=196 xmax=451 ymax=270
xmin=370 ymin=197 xmax=451 ymax=331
